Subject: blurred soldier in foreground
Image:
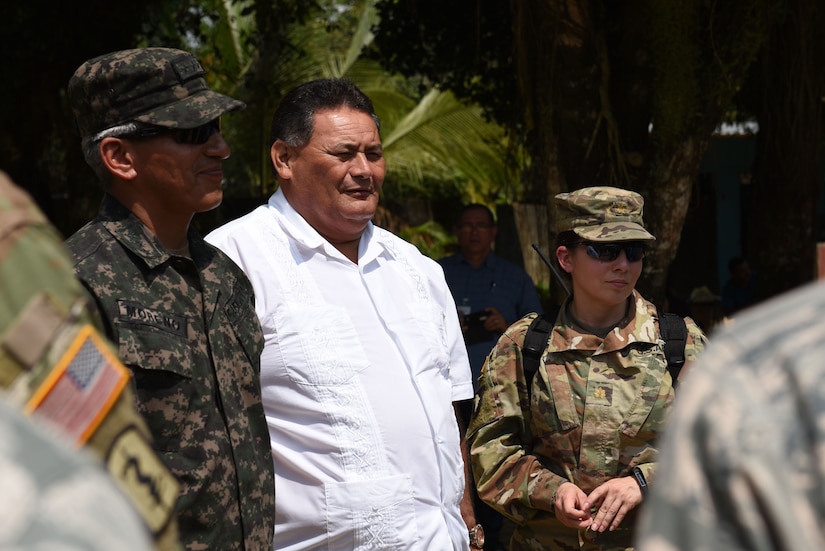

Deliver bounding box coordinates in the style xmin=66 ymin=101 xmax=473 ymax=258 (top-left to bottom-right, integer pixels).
xmin=0 ymin=398 xmax=152 ymax=550
xmin=636 ymin=280 xmax=825 ymax=550
xmin=0 ymin=169 xmax=178 ymax=549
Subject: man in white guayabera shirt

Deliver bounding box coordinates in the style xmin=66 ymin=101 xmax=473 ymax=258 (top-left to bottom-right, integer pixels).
xmin=206 ymin=78 xmax=484 ymax=551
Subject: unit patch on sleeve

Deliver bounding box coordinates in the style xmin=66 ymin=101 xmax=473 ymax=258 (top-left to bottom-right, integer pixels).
xmin=107 ymin=425 xmax=179 ymax=535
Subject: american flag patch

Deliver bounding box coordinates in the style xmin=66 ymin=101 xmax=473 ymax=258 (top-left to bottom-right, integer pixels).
xmin=26 ymin=325 xmax=129 ymax=446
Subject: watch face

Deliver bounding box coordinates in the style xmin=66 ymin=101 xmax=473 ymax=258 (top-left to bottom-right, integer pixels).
xmin=470 ymin=524 xmax=485 ymax=547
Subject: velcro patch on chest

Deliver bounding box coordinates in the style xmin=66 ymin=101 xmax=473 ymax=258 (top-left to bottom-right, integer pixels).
xmin=25 ymin=325 xmax=129 ymax=445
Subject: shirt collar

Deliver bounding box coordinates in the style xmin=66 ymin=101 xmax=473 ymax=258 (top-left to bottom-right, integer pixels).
xmin=98 ymin=194 xmax=206 ymax=270
xmin=268 ymin=188 xmax=383 ymax=265
xmin=459 ymin=251 xmax=495 ymax=269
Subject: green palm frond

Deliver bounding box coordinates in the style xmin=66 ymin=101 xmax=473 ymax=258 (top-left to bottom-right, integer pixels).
xmin=213 ymin=0 xmax=249 ymax=76
xmin=195 ymin=0 xmax=513 ymax=206
xmin=378 ymin=88 xmax=510 ymax=202
xmin=336 ymin=0 xmax=377 ymax=77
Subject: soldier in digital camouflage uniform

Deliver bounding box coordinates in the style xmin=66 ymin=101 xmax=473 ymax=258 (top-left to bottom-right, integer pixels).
xmin=0 ymin=169 xmax=180 ymax=550
xmin=64 ymin=48 xmax=275 ymax=550
xmin=636 ymin=280 xmax=825 ymax=551
xmin=467 ymin=186 xmax=707 ymax=550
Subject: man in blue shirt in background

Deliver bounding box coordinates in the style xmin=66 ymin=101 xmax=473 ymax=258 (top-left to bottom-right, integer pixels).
xmin=439 ymin=203 xmax=543 ymax=551
xmin=439 ymin=203 xmax=543 ymax=413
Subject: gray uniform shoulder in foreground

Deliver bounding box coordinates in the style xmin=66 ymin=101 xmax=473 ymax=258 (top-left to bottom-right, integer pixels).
xmin=0 ymin=398 xmax=151 ymax=550
xmin=636 ymin=280 xmax=825 ymax=551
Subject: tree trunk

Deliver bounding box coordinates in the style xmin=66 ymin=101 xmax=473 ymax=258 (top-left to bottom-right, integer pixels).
xmin=507 ymin=0 xmax=785 ymax=310
xmin=640 ymin=137 xmax=710 ymax=304
xmin=512 ymin=0 xmax=616 ymax=303
xmin=747 ymin=0 xmax=825 ymax=301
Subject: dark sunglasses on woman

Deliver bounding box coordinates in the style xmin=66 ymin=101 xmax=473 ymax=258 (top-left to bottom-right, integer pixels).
xmin=576 ymin=241 xmax=647 ymax=262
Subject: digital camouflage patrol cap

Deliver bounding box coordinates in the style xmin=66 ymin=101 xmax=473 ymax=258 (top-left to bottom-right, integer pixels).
xmin=555 ymin=186 xmax=655 ymax=242
xmin=68 ymin=47 xmax=245 ymax=137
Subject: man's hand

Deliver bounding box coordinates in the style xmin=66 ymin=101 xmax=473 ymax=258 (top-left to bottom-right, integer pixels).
xmin=482 ymin=307 xmax=508 ymax=334
xmin=453 ymin=403 xmax=478 ymax=543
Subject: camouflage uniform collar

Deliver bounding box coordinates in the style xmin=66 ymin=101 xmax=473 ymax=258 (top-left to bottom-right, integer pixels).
xmin=553 ymin=290 xmax=659 ymax=353
xmin=269 ymin=188 xmax=377 ymax=264
xmin=98 ymin=194 xmax=205 ymax=270
xmin=565 ymin=295 xmax=632 ymax=338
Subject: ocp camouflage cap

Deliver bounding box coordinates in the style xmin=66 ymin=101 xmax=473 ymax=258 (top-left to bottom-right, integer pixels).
xmin=68 ymin=48 xmax=245 ymax=137
xmin=555 ymin=186 xmax=655 ymax=242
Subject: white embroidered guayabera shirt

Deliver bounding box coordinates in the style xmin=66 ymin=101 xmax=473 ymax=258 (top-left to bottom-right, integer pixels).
xmin=207 ymin=189 xmax=473 ymax=551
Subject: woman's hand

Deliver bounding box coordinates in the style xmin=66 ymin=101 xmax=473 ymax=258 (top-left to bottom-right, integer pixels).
xmin=585 ymin=476 xmax=643 ymax=533
xmin=553 ymin=482 xmax=594 ymax=530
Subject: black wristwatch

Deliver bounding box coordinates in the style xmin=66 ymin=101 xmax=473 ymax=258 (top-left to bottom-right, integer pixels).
xmin=631 ymin=466 xmax=648 ymax=499
xmin=469 ymin=524 xmax=485 ymax=549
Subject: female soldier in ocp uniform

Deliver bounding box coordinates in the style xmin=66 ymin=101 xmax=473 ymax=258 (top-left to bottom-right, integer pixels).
xmin=467 ymin=186 xmax=707 ymax=550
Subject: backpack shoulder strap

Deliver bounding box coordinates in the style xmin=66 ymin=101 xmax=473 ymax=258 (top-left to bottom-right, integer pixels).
xmin=521 ymin=306 xmax=560 ymax=398
xmin=521 ymin=309 xmax=688 ymax=393
xmin=658 ymin=312 xmax=688 ymax=388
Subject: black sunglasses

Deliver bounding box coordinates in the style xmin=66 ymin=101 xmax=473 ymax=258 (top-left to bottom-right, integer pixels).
xmin=575 ymin=241 xmax=646 ymax=262
xmin=122 ymin=119 xmax=221 ymax=145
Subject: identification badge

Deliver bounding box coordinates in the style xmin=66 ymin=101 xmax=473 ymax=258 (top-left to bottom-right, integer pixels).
xmin=25 ymin=325 xmax=129 ymax=445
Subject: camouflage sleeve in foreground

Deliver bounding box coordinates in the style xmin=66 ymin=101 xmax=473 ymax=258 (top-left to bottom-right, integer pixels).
xmin=466 ymin=313 xmax=562 ymax=523
xmin=636 ymin=281 xmax=825 ymax=551
xmin=0 ymin=398 xmax=152 ymax=550
xmin=0 ymin=172 xmax=180 ymax=550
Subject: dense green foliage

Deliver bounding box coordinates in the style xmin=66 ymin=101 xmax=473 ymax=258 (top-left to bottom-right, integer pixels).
xmin=1 ymin=0 xmax=512 ymax=236
xmin=372 ymin=2 xmax=517 ymax=129
xmin=372 ymin=0 xmax=820 ymax=304
xmin=1 ymin=0 xmax=823 ymax=300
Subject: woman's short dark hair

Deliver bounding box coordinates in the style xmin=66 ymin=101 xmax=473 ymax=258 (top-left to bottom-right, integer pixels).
xmin=554 ymin=230 xmax=580 ymax=250
xmin=269 ymin=78 xmax=380 ymax=147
